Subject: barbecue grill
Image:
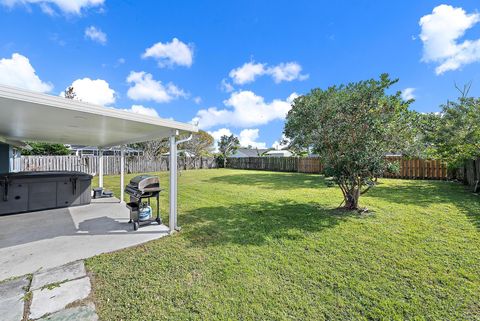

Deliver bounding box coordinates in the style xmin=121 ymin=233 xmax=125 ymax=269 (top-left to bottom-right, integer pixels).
xmin=125 ymin=175 xmax=163 ymax=230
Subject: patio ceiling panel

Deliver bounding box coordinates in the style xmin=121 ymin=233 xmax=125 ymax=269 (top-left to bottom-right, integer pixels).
xmin=0 ymin=84 xmax=197 ymax=147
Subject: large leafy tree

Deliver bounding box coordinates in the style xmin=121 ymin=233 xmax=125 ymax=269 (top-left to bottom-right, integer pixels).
xmin=406 ymin=112 xmax=443 ymax=159
xmin=218 ymin=134 xmax=240 ymax=168
xmin=284 ymin=74 xmax=413 ymax=210
xmin=131 ymin=131 xmax=215 ymax=161
xmin=409 ymin=84 xmax=480 ymax=167
xmin=180 ymin=130 xmax=214 ymax=157
xmin=133 ymin=139 xmax=169 ymax=160
xmin=429 ymin=95 xmax=480 ymax=167
xmin=22 ymin=142 xmax=70 ymax=156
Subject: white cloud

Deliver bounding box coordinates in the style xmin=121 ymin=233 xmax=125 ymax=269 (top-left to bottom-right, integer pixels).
xmin=61 ymin=79 xmax=159 ymax=117
xmin=193 ymin=90 xmax=294 ymax=129
xmin=193 ymin=96 xmax=202 ymax=104
xmin=229 ymin=62 xmax=266 ymax=85
xmin=220 ymin=78 xmax=234 ymax=92
xmin=0 ymin=53 xmax=52 ymax=92
xmin=228 ymin=61 xmax=308 ymax=85
xmin=208 ymin=127 xmax=266 ymax=151
xmin=419 ymin=4 xmax=480 ymax=74
xmin=126 ymin=71 xmax=187 ymax=103
xmin=1 ymin=0 xmax=105 ymax=15
xmin=39 ymin=2 xmax=54 ymax=15
xmin=208 ymin=127 xmax=232 ymax=142
xmin=238 ymin=129 xmax=266 ymax=148
xmin=63 ymin=77 xmax=115 ymax=106
xmin=286 ymin=92 xmax=299 ymax=103
xmin=84 ymin=26 xmax=107 ymax=45
xmin=401 ymin=87 xmax=416 ymax=100
xmin=122 ymin=104 xmax=159 ymax=117
xmin=268 ymin=62 xmax=309 ymax=83
xmin=142 ymin=38 xmax=193 ymax=68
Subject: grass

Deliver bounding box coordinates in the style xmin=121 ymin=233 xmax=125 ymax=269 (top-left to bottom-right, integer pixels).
xmin=86 ymin=169 xmax=480 ymax=320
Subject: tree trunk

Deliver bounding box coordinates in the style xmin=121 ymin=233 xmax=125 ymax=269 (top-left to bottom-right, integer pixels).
xmin=344 ymin=188 xmax=360 ymax=210
xmin=223 ymin=156 xmax=227 ymax=168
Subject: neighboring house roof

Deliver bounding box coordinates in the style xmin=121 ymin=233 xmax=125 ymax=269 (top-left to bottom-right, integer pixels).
xmin=265 ymin=150 xmax=293 ymax=157
xmin=231 ymin=148 xmax=269 ymax=157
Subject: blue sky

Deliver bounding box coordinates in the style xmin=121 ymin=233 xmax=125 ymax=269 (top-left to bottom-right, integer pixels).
xmin=1 ymin=1 xmax=480 ymax=149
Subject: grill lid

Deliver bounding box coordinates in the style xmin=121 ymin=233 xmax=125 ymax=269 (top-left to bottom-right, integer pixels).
xmin=126 ymin=175 xmax=161 ymax=195
xmin=129 ymin=175 xmax=155 ymax=186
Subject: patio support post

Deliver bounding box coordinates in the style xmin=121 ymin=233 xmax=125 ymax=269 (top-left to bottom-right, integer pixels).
xmin=99 ymin=148 xmax=104 ymax=188
xmin=11 ymin=148 xmax=16 ymax=172
xmin=120 ymin=145 xmax=125 ymax=203
xmin=169 ymin=131 xmax=178 ymax=233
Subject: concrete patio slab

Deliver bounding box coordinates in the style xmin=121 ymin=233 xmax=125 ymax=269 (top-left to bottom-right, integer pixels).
xmin=31 ymin=261 xmax=86 ymax=291
xmin=0 ymin=275 xmax=29 ymax=298
xmin=1 ymin=295 xmax=25 ymax=321
xmin=0 ymin=276 xmax=29 ymax=321
xmin=30 ymin=277 xmax=91 ymax=320
xmin=0 ymin=198 xmax=169 ymax=281
xmin=38 ymin=302 xmax=98 ymax=321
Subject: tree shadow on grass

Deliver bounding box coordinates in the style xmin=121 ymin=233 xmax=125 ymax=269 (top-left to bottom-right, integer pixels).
xmin=181 ymin=200 xmax=359 ymax=247
xmin=207 ymin=172 xmax=326 ymax=190
xmin=366 ymin=179 xmax=480 ymax=230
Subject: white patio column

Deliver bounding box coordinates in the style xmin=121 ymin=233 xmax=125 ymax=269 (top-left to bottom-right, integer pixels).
xmin=10 ymin=148 xmax=15 ymax=172
xmin=169 ymin=131 xmax=178 ymax=232
xmin=120 ymin=145 xmax=125 ymax=203
xmin=99 ymin=148 xmax=104 ymax=188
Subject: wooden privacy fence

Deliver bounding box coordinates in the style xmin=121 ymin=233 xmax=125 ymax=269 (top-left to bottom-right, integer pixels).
xmin=227 ymin=156 xmax=448 ymax=180
xmin=383 ymin=157 xmax=448 ymax=180
xmin=227 ymin=157 xmax=326 ymax=174
xmin=298 ymin=157 xmax=324 ymax=174
xmin=16 ymin=155 xmax=217 ymax=175
xmin=227 ymin=157 xmax=299 ymax=172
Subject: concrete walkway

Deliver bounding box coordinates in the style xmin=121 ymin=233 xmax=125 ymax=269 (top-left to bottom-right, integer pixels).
xmin=0 ymin=261 xmax=98 ymax=321
xmin=0 ymin=198 xmax=169 ymax=280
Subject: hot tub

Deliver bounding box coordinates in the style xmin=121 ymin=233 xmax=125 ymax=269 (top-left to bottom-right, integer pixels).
xmin=0 ymin=171 xmax=92 ymax=215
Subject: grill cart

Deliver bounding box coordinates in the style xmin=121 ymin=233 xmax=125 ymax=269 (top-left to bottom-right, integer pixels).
xmin=125 ymin=175 xmax=163 ymax=231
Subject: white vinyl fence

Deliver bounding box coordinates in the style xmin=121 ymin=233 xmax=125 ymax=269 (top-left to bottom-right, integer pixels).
xmin=14 ymin=155 xmax=217 ymax=175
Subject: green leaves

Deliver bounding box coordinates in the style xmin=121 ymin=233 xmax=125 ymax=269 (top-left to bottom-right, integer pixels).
xmin=22 ymin=142 xmax=70 ymax=156
xmin=410 ymin=94 xmax=480 ymax=168
xmin=434 ymin=96 xmax=480 ymax=167
xmin=180 ymin=130 xmax=215 ymax=157
xmin=218 ymin=135 xmax=240 ymax=167
xmin=284 ymin=74 xmax=412 ymax=208
xmin=218 ymin=135 xmax=240 ymax=157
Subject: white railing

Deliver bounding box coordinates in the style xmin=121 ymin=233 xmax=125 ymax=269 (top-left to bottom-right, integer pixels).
xmin=16 ymin=155 xmax=217 ymax=175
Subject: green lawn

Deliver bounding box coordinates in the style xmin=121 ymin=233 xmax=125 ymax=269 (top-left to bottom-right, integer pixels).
xmin=86 ymin=169 xmax=480 ymax=320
